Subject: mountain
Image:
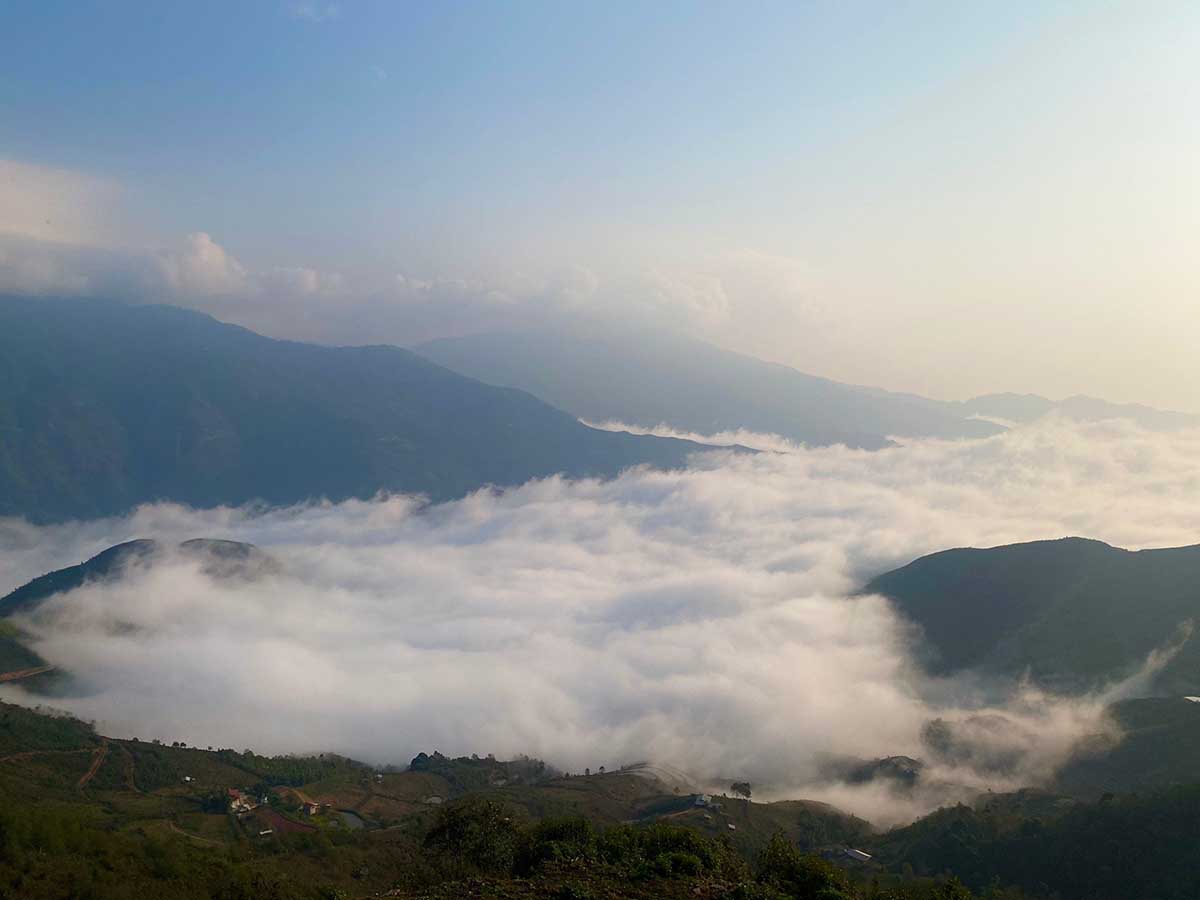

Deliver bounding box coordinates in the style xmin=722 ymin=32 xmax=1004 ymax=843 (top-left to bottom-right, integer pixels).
xmin=0 ymin=538 xmax=275 ymax=619
xmin=416 ymin=330 xmax=1005 ymax=449
xmin=1055 ymin=697 xmax=1200 ymax=796
xmin=959 ymin=393 xmax=1199 ymax=430
xmin=864 ymin=537 xmax=1200 ymax=692
xmin=0 ymin=297 xmax=715 ymax=523
xmin=0 ymin=538 xmax=278 ymax=681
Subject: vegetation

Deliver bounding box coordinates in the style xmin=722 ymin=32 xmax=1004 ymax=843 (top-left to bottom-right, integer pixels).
xmin=864 ymin=537 xmax=1200 ymax=693
xmin=3 ymin=699 xmax=1200 ymax=898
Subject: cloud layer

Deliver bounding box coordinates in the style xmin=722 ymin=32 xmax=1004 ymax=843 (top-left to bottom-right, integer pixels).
xmin=2 ymin=419 xmax=1200 ymax=824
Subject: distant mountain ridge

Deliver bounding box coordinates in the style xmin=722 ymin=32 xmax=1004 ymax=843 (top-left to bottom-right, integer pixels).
xmin=957 ymin=393 xmax=1199 ymax=430
xmin=0 ymin=297 xmax=715 ymax=523
xmin=417 ymin=331 xmax=1198 ymax=447
xmin=417 ymin=330 xmax=1005 ymax=450
xmin=865 ymin=537 xmax=1200 ymax=693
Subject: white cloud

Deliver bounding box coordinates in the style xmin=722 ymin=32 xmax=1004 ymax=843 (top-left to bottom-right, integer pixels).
xmin=290 ymin=2 xmax=340 ymax=23
xmin=2 ymin=420 xmax=1199 ymax=824
xmin=0 ymin=179 xmax=839 ymax=358
xmin=157 ymin=231 xmax=250 ymax=296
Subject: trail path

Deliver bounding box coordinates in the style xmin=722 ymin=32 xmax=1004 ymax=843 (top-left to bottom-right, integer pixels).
xmin=0 ymin=665 xmax=55 ymax=683
xmin=76 ymin=738 xmax=108 ymax=789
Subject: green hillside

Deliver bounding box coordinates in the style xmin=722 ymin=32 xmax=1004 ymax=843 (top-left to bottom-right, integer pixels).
xmin=864 ymin=537 xmax=1200 ymax=692
xmin=1054 ymin=697 xmax=1200 ymax=796
xmin=0 ymin=700 xmax=977 ymax=900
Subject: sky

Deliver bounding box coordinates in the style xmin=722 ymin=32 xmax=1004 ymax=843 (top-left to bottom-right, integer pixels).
xmin=2 ymin=1 xmax=1198 ymax=410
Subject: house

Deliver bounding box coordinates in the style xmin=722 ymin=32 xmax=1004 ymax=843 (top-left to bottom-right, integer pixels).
xmin=303 ymin=802 xmax=320 ymax=816
xmin=844 ymin=848 xmax=872 ymax=863
xmin=423 ymin=795 xmax=445 ymax=805
xmin=693 ymin=794 xmax=711 ymax=807
xmin=227 ymin=788 xmax=257 ymax=814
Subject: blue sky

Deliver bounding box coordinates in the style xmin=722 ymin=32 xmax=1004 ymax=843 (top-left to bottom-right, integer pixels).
xmin=2 ymin=1 xmax=1198 ymax=409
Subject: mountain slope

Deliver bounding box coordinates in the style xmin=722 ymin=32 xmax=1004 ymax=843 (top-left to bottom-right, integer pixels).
xmin=1055 ymin=697 xmax=1200 ymax=796
xmin=959 ymin=393 xmax=1199 ymax=429
xmin=0 ymin=539 xmax=275 ymax=618
xmin=0 ymin=297 xmax=712 ymax=523
xmin=417 ymin=330 xmax=1004 ymax=449
xmin=864 ymin=538 xmax=1200 ymax=691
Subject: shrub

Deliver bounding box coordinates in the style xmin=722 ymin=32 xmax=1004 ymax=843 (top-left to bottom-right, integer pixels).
xmin=423 ymin=800 xmax=520 ymax=874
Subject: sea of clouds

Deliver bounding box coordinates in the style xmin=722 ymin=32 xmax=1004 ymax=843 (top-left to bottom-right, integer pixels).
xmin=2 ymin=417 xmax=1199 ymax=824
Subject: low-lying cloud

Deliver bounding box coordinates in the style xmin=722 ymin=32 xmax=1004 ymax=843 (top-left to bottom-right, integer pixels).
xmin=2 ymin=419 xmax=1200 ymax=825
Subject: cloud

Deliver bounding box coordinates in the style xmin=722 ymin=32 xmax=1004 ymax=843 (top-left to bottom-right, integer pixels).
xmin=2 ymin=420 xmax=1199 ymax=824
xmin=0 ymin=177 xmax=838 ymax=357
xmin=290 ymin=2 xmax=340 ymax=23
xmin=0 ymin=159 xmax=124 ymax=247
xmin=157 ymin=232 xmax=250 ymax=296
xmin=582 ymin=420 xmax=809 ymax=454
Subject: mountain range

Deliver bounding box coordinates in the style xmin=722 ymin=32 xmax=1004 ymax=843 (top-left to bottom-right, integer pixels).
xmin=955 ymin=393 xmax=1200 ymax=430
xmin=417 ymin=329 xmax=1004 ymax=449
xmin=0 ymin=297 xmax=714 ymax=523
xmin=4 ymin=298 xmax=1192 ymax=525
xmin=417 ymin=331 xmax=1200 ymax=448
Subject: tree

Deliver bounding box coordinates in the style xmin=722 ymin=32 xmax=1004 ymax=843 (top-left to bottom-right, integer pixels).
xmin=731 ymin=781 xmax=752 ymax=801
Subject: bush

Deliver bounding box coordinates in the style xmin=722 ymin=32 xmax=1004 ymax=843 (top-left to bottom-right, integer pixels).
xmin=757 ymin=832 xmax=851 ymax=898
xmin=423 ymin=800 xmax=520 ymax=874
xmin=516 ymin=817 xmax=597 ymax=874
xmin=655 ymin=851 xmax=703 ymax=876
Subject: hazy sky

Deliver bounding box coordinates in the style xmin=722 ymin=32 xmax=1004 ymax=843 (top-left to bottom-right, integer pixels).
xmin=2 ymin=1 xmax=1197 ymax=409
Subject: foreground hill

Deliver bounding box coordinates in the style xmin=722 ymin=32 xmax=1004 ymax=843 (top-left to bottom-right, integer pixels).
xmin=2 ymin=698 xmax=1199 ymax=899
xmin=0 ymin=700 xmax=906 ymax=900
xmin=0 ymin=297 xmax=713 ymax=523
xmin=865 ymin=537 xmax=1200 ymax=692
xmin=417 ymin=330 xmax=1004 ymax=449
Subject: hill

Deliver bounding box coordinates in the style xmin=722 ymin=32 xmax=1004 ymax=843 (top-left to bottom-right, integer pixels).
xmin=959 ymin=393 xmax=1200 ymax=429
xmin=869 ymin=783 xmax=1200 ymax=900
xmin=417 ymin=330 xmax=1004 ymax=449
xmin=0 ymin=538 xmax=275 ymax=618
xmin=0 ymin=700 xmax=921 ymax=900
xmin=1054 ymin=697 xmax=1200 ymax=797
xmin=863 ymin=537 xmax=1200 ymax=692
xmin=3 ymin=697 xmax=1199 ymax=898
xmin=0 ymin=297 xmax=714 ymax=523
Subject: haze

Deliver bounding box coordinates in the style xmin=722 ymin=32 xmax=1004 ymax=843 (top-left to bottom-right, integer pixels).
xmin=2 ymin=2 xmax=1198 ymax=410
